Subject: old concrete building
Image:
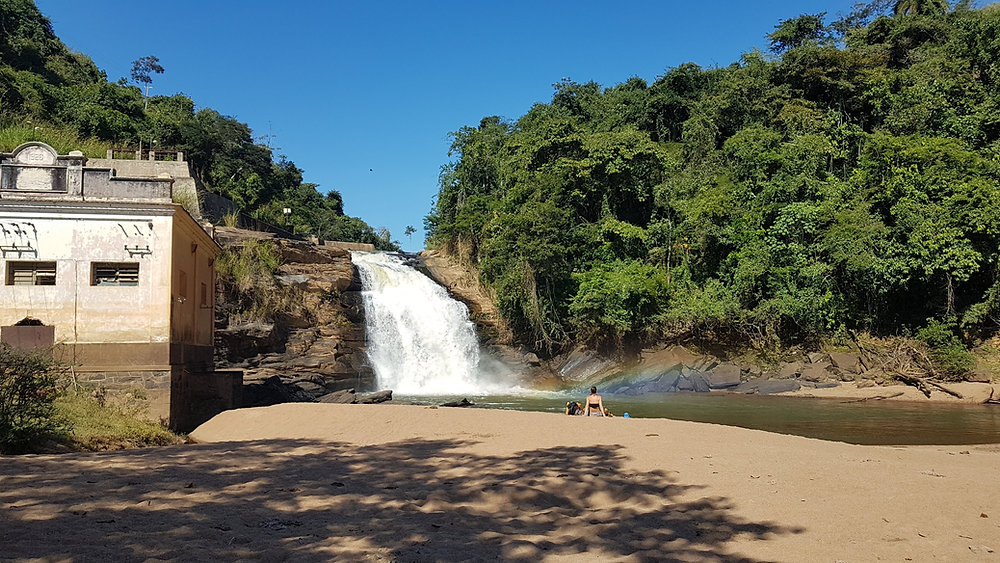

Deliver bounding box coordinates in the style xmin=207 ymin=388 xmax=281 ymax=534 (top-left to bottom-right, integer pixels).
xmin=0 ymin=142 xmax=238 ymax=430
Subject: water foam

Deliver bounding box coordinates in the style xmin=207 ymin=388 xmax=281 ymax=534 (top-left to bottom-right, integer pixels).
xmin=352 ymin=252 xmax=510 ymax=395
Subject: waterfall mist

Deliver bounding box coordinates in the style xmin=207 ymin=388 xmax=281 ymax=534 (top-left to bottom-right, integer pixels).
xmin=352 ymin=252 xmax=511 ymax=395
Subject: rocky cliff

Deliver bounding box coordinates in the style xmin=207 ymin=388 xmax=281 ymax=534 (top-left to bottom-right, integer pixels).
xmin=213 ymin=228 xmax=375 ymax=405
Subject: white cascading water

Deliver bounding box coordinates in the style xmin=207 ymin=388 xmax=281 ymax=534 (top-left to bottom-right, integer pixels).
xmin=351 ymin=252 xmax=508 ymax=395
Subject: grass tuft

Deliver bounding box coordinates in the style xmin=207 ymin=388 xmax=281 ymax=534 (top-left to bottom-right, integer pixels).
xmin=0 ymin=122 xmax=110 ymax=157
xmin=53 ymin=390 xmax=182 ymax=451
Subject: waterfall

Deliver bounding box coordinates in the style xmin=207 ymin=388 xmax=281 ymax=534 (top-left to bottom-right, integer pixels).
xmin=351 ymin=252 xmax=508 ymax=395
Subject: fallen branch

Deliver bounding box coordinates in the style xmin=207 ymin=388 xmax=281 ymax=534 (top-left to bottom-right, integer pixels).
xmin=841 ymin=391 xmax=905 ymax=403
xmin=924 ymin=379 xmax=964 ymax=399
xmin=986 ymin=387 xmax=1000 ymax=405
xmin=893 ymin=372 xmax=932 ymax=398
xmin=893 ymin=371 xmax=964 ymax=399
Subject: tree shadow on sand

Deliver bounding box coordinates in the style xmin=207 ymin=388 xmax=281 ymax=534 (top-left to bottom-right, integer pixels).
xmin=1 ymin=438 xmax=803 ymax=561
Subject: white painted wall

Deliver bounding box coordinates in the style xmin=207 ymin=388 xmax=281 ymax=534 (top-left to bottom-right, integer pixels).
xmin=0 ymin=209 xmax=173 ymax=345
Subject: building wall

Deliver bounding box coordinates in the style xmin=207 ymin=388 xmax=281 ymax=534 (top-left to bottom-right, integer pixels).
xmin=1 ymin=143 xmax=233 ymax=430
xmin=169 ymin=206 xmax=217 ymax=369
xmin=87 ymin=158 xmax=200 ymax=217
xmin=0 ymin=206 xmax=174 ymax=355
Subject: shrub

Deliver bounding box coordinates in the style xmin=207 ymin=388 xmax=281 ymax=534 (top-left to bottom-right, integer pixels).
xmin=222 ymin=210 xmax=240 ymax=228
xmin=216 ymin=239 xmax=281 ymax=293
xmin=569 ymin=260 xmax=670 ymax=348
xmin=916 ymin=318 xmax=975 ymax=380
xmin=172 ymin=188 xmax=202 ymax=217
xmin=54 ymin=389 xmax=181 ymax=451
xmin=215 ymin=239 xmax=305 ymax=323
xmin=0 ymin=344 xmax=66 ymax=453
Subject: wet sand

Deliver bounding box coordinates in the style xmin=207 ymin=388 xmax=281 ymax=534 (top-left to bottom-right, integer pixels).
xmin=2 ymin=403 xmax=998 ymax=561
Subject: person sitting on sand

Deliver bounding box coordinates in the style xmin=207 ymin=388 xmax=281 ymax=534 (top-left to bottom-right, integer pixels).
xmin=584 ymin=386 xmax=606 ymax=417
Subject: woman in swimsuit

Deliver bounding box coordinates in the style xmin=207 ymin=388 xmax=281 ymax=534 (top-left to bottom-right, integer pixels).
xmin=584 ymin=386 xmax=606 ymax=417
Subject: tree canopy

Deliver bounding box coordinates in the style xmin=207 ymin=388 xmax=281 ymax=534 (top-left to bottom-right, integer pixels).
xmin=428 ymin=2 xmax=1000 ymax=355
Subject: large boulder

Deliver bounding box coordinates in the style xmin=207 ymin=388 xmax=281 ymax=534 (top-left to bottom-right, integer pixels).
xmin=242 ymin=375 xmax=316 ymax=407
xmin=215 ymin=322 xmax=283 ymax=363
xmin=674 ymin=374 xmax=709 ymax=392
xmin=734 ymin=379 xmax=801 ymax=395
xmin=799 ymin=363 xmax=832 ymax=383
xmin=358 ymin=390 xmax=393 ymax=404
xmin=776 ymin=363 xmax=803 ymax=379
xmin=705 ymin=364 xmax=742 ymax=389
xmin=318 ymin=389 xmax=357 ymax=403
xmin=828 ymin=352 xmax=862 ymax=374
xmin=807 ymin=352 xmax=829 ymax=364
xmin=640 ymin=345 xmax=701 ymax=367
xmin=757 ymin=379 xmax=801 ymax=395
xmin=555 ymin=346 xmax=619 ymax=383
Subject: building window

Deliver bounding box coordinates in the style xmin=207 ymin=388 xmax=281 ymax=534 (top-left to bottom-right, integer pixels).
xmin=92 ymin=263 xmax=139 ymax=286
xmin=6 ymin=261 xmax=56 ymax=285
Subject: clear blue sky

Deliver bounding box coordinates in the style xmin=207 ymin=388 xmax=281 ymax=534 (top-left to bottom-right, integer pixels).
xmin=35 ymin=0 xmax=855 ymax=252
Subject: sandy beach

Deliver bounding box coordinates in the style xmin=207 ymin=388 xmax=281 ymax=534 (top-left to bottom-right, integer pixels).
xmin=2 ymin=403 xmax=998 ymax=562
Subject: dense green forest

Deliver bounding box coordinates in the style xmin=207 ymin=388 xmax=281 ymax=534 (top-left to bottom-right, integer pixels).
xmin=0 ymin=0 xmax=397 ymax=250
xmin=427 ymin=1 xmax=1000 ymax=360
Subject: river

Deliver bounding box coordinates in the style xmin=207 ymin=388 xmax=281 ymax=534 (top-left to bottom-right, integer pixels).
xmin=395 ymin=392 xmax=1000 ymax=446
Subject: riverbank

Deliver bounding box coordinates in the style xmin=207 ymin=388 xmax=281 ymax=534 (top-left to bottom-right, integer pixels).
xmin=777 ymin=380 xmax=998 ymax=403
xmin=2 ymin=404 xmax=997 ymax=561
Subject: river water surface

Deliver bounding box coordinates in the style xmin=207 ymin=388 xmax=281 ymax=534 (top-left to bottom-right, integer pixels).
xmin=396 ymin=392 xmax=1000 ymax=446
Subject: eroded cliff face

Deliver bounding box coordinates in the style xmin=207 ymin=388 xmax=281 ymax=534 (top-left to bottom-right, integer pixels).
xmin=213 ymin=229 xmax=374 ymax=405
xmin=418 ymin=248 xmax=512 ymax=345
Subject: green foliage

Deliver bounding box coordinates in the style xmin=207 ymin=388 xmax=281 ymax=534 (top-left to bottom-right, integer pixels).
xmin=215 ymin=239 xmax=310 ymax=324
xmin=569 ymin=260 xmax=669 ymax=348
xmin=53 ymin=389 xmax=181 ymax=450
xmin=0 ymin=344 xmax=65 ymax=453
xmin=768 ymin=13 xmax=831 ymax=54
xmin=130 ymin=56 xmax=163 ymax=87
xmin=0 ymin=121 xmax=109 ymax=156
xmin=171 ymin=187 xmax=202 ymax=217
xmin=216 ymin=238 xmax=281 ymax=293
xmin=915 ymin=318 xmax=975 ymax=378
xmin=893 ymin=0 xmax=949 ymax=16
xmin=427 ymin=3 xmax=1000 ymax=357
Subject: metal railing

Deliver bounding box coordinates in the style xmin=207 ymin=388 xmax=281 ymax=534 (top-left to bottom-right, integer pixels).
xmin=106 ymin=148 xmax=185 ymax=162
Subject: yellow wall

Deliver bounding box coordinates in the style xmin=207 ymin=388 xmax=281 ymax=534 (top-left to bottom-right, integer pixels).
xmin=170 ymin=207 xmax=217 ymax=347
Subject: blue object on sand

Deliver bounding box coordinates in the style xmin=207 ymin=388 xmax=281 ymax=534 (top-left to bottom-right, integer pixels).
xmin=623 ymin=412 xmax=630 ymax=418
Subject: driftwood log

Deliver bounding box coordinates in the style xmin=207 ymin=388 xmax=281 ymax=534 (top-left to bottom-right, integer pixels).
xmin=848 ymin=332 xmax=966 ymax=400
xmin=986 ymin=387 xmax=1000 ymax=405
xmin=841 ymin=391 xmax=905 ymax=403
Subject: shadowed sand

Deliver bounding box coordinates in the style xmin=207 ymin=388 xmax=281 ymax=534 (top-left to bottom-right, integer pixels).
xmin=2 ymin=403 xmax=998 ymax=561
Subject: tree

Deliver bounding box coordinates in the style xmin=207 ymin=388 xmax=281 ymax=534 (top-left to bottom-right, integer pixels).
xmin=405 ymin=225 xmax=416 ymax=244
xmin=893 ymin=0 xmax=949 ymax=16
xmin=130 ymin=55 xmax=163 ymax=104
xmin=768 ymin=13 xmax=830 ymax=53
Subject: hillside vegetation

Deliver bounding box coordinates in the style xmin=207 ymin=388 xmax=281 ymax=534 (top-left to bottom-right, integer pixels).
xmin=0 ymin=0 xmax=397 ymax=250
xmin=427 ymin=1 xmax=1000 ymax=366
